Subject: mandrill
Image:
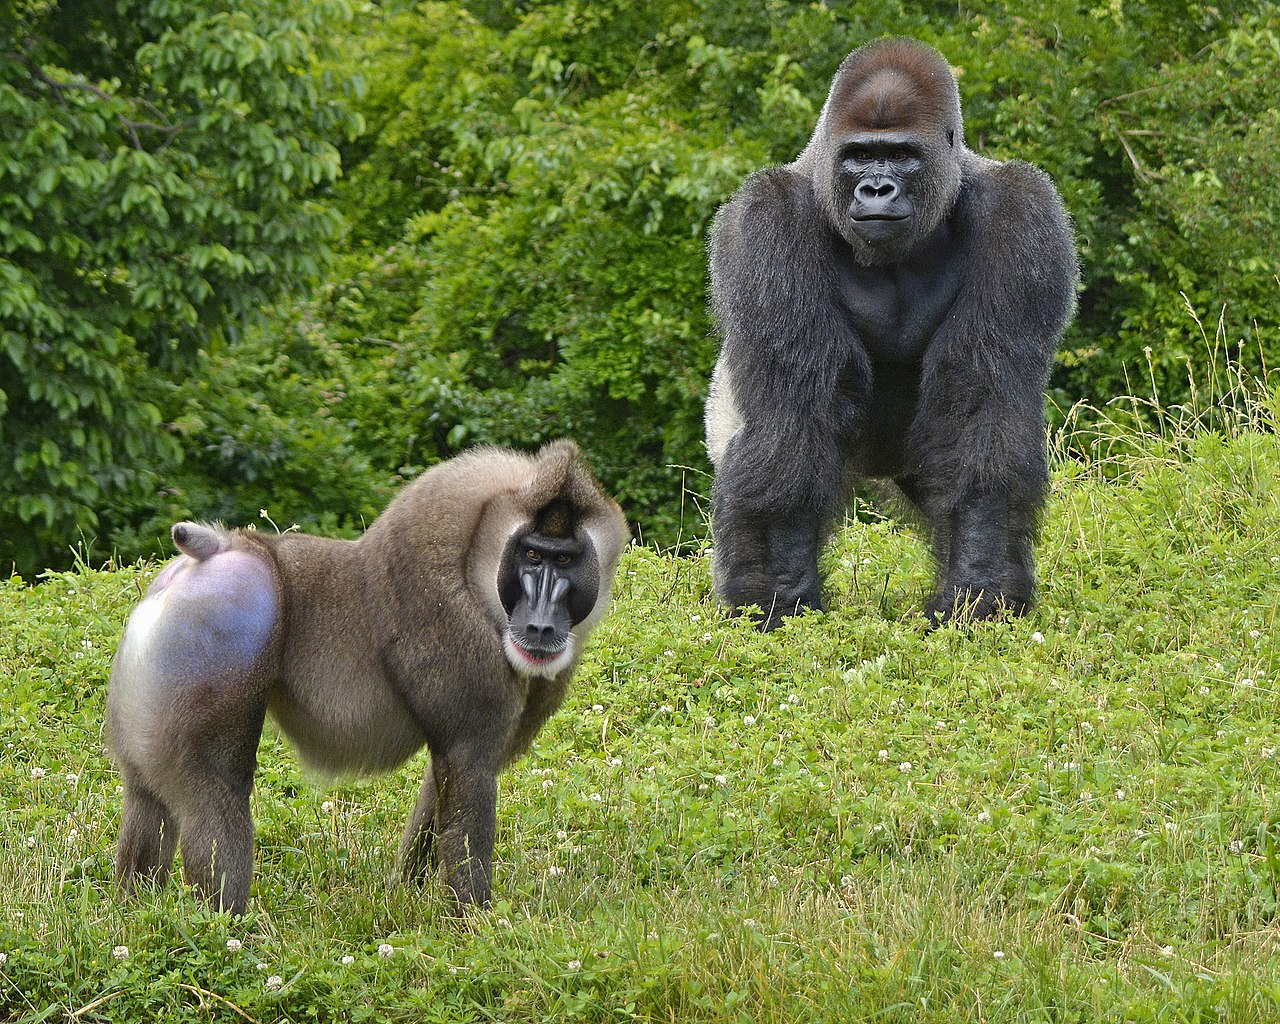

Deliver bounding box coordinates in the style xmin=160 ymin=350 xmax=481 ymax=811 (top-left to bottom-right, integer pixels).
xmin=106 ymin=440 xmax=628 ymax=914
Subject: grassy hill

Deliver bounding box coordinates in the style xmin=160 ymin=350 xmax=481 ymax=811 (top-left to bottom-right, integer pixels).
xmin=2 ymin=405 xmax=1278 ymax=1023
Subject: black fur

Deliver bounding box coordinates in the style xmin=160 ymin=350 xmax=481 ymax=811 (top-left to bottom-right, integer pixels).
xmin=705 ymin=38 xmax=1078 ymax=629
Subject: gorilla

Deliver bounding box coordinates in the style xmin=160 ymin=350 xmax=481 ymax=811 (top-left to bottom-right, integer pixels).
xmin=704 ymin=37 xmax=1078 ymax=630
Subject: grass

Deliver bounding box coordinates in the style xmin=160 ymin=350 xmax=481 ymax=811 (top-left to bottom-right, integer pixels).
xmin=2 ymin=374 xmax=1278 ymax=1022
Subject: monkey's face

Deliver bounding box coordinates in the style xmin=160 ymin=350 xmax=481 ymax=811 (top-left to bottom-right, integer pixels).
xmin=498 ymin=530 xmax=600 ymax=679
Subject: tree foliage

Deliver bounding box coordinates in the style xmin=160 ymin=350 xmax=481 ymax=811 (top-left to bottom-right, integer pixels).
xmin=305 ymin=0 xmax=1278 ymax=548
xmin=3 ymin=0 xmax=1277 ymax=569
xmin=0 ymin=0 xmax=359 ymax=572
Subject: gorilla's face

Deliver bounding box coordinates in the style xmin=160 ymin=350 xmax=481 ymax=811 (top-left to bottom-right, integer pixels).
xmin=837 ymin=132 xmax=923 ymax=247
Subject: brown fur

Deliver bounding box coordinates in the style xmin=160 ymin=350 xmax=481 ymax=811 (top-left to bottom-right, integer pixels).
xmin=106 ymin=440 xmax=628 ymax=914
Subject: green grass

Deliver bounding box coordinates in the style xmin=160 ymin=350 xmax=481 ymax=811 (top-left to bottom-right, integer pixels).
xmin=3 ymin=394 xmax=1279 ymax=1022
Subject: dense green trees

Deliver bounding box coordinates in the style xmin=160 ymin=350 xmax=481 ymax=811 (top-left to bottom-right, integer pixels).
xmin=1 ymin=0 xmax=360 ymax=571
xmin=3 ymin=0 xmax=1277 ymax=571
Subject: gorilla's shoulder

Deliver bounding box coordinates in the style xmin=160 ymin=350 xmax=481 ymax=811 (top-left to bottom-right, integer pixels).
xmin=713 ymin=166 xmax=820 ymax=246
xmin=959 ymin=155 xmax=1070 ymax=223
xmin=957 ymin=154 xmax=1074 ymax=260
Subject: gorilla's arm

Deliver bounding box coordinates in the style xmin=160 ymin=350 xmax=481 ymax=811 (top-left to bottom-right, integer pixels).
xmin=708 ymin=167 xmax=872 ymax=623
xmin=908 ymin=160 xmax=1078 ymax=619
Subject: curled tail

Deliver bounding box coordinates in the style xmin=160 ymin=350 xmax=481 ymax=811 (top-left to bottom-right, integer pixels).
xmin=171 ymin=521 xmax=230 ymax=560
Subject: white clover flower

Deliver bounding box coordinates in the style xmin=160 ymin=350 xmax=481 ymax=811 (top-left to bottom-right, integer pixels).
xmin=1263 ymin=747 xmax=1277 ymax=759
xmin=902 ymin=844 xmax=913 ymax=856
xmin=591 ymin=704 xmax=604 ymax=713
xmin=378 ymin=944 xmax=394 ymax=958
xmin=67 ymin=829 xmax=79 ymax=842
xmin=1080 ymin=791 xmax=1093 ymax=803
xmin=321 ymin=801 xmax=334 ymax=814
xmin=1241 ymin=678 xmax=1255 ymax=688
xmin=1198 ymin=685 xmax=1211 ymax=696
xmin=1229 ymin=839 xmax=1244 ymax=855
xmin=567 ymin=960 xmax=582 ymax=972
xmin=664 ymin=650 xmax=675 ymax=658
xmin=65 ymin=773 xmax=79 ymax=786
xmin=898 ymin=761 xmax=912 ymax=774
xmin=556 ymin=829 xmax=568 ymax=841
xmin=659 ymin=705 xmax=673 ymax=715
xmin=112 ymin=946 xmax=129 ymax=961
xmin=1115 ymin=789 xmax=1126 ymax=800
xmin=549 ymin=865 xmax=566 ymax=877
xmin=779 ymin=703 xmax=790 ymax=711
xmin=993 ymin=950 xmax=1005 ymax=959
xmin=766 ymin=874 xmax=779 ymax=889
xmin=1031 ymin=632 xmax=1045 ymax=644
xmin=226 ymin=939 xmax=242 ymax=952
xmin=589 ymin=793 xmax=602 ymax=802
xmin=743 ymin=715 xmax=757 ymax=727
xmin=1164 ymin=822 xmax=1178 ymax=833
xmin=977 ymin=810 xmax=991 ymax=824
xmin=266 ymin=975 xmax=283 ymax=991
xmin=541 ymin=779 xmax=553 ymax=790
xmin=743 ymin=918 xmax=756 ymax=927
xmin=702 ymin=632 xmax=714 ymax=643
xmin=840 ymin=874 xmax=854 ymax=888
xmin=341 ymin=955 xmax=355 ymax=965
xmin=608 ymin=757 xmax=622 ymax=767
xmin=714 ymin=774 xmax=728 ymax=786
xmin=877 ymin=749 xmax=889 ymax=763
xmin=30 ymin=767 xmax=46 ymax=780
xmin=0 ymin=952 xmax=7 ymax=965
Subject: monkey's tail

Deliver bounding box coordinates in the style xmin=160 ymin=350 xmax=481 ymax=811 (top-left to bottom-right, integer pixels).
xmin=171 ymin=521 xmax=229 ymax=560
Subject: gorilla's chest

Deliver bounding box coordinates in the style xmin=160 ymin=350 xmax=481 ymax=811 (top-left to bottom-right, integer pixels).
xmin=836 ymin=240 xmax=966 ymax=364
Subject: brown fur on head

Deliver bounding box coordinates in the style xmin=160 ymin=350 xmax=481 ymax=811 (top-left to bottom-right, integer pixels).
xmin=825 ymin=38 xmax=962 ymax=143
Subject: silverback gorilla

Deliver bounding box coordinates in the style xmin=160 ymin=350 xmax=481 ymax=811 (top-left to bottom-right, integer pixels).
xmin=704 ymin=37 xmax=1078 ymax=629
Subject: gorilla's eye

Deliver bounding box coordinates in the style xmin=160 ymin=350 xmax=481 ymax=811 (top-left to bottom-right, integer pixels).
xmin=849 ymin=147 xmax=872 ymax=162
xmin=892 ymin=149 xmax=910 ymax=162
xmin=555 ymin=553 xmax=572 ymax=565
xmin=526 ymin=549 xmax=542 ymax=562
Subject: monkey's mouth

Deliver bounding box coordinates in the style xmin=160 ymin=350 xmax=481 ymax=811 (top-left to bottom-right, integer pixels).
xmin=503 ymin=630 xmax=572 ymax=677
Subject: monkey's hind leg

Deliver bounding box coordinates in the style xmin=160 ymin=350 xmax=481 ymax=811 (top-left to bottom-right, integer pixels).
xmin=115 ymin=777 xmax=179 ymax=894
xmin=177 ymin=771 xmax=256 ymax=915
xmin=397 ymin=762 xmax=441 ymax=882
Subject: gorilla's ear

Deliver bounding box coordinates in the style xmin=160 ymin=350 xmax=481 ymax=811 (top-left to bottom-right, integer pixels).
xmin=947 ymin=129 xmax=954 ymax=147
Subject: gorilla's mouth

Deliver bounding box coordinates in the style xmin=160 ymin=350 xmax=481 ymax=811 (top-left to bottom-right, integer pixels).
xmin=851 ymin=213 xmax=908 ymax=222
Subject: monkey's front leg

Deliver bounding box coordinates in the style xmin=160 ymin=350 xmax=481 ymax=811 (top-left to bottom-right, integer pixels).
xmin=397 ymin=760 xmax=442 ymax=881
xmin=430 ymin=754 xmax=499 ymax=911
